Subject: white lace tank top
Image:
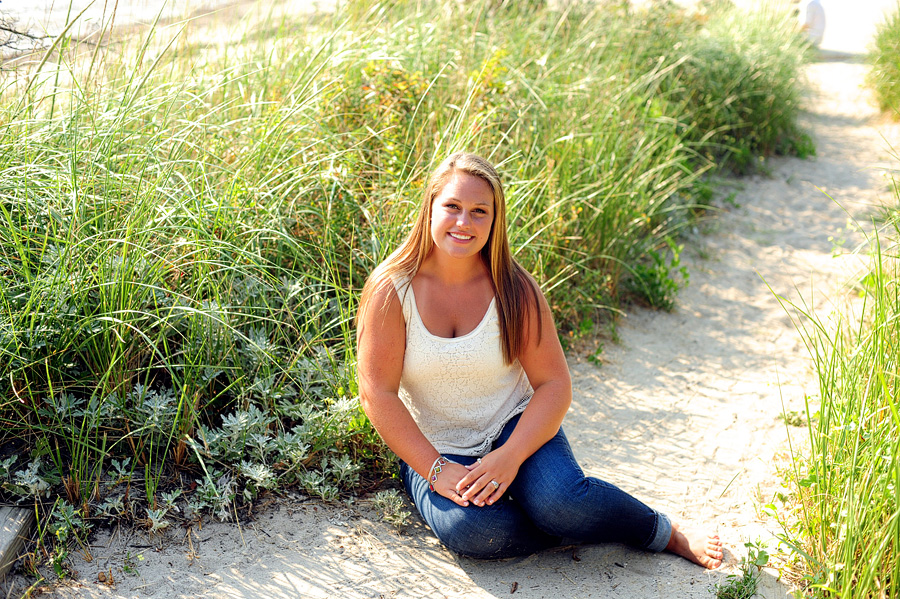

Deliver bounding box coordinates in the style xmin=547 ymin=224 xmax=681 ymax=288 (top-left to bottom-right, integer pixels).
xmin=394 ymin=277 xmax=533 ymax=456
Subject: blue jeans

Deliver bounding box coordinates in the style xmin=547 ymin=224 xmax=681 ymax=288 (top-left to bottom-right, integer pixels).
xmin=400 ymin=414 xmax=672 ymax=559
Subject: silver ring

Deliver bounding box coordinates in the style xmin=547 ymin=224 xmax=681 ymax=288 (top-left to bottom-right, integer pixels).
xmin=490 ymin=480 xmax=500 ymax=490
xmin=477 ymin=458 xmax=482 ymax=464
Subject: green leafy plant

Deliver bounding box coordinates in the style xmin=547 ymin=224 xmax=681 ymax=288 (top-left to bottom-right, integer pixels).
xmin=625 ymin=238 xmax=690 ymax=311
xmin=778 ymin=410 xmax=807 ymax=427
xmin=713 ymin=540 xmax=769 ymax=599
xmin=373 ymin=489 xmax=412 ymax=529
xmin=122 ymin=552 xmax=143 ymax=576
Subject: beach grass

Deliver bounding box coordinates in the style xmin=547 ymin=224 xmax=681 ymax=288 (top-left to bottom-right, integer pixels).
xmin=0 ymin=0 xmax=810 ymax=570
xmin=771 ymin=32 xmax=900 ymax=588
xmin=773 ymin=200 xmax=900 ymax=597
xmin=868 ymin=2 xmax=900 ymax=117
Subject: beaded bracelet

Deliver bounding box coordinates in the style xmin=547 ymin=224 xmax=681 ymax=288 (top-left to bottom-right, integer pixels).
xmin=427 ymin=456 xmax=448 ymax=492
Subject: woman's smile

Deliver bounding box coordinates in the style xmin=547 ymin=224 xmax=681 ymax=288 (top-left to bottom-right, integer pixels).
xmin=430 ymin=172 xmax=494 ymax=260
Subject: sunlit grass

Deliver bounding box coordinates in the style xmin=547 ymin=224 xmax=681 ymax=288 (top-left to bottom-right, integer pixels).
xmin=868 ymin=3 xmax=900 ymax=117
xmin=774 ymin=204 xmax=900 ymax=597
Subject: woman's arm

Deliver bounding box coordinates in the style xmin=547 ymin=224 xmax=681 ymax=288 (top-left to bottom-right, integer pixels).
xmin=357 ymin=282 xmax=471 ymax=506
xmin=457 ymin=279 xmax=572 ymax=506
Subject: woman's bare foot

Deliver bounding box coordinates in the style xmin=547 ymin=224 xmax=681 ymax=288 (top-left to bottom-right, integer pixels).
xmin=665 ymin=522 xmax=723 ymax=569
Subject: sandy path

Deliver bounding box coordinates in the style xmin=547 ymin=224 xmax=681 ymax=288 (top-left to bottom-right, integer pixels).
xmin=8 ymin=51 xmax=899 ymax=599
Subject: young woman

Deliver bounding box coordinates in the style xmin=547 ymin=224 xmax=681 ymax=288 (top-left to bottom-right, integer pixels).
xmin=357 ymin=152 xmax=722 ymax=566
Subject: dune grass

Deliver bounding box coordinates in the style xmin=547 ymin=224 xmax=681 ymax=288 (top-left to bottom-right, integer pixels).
xmin=0 ymin=0 xmax=811 ymax=575
xmin=868 ymin=3 xmax=900 ymax=117
xmin=773 ymin=202 xmax=900 ymax=597
xmin=771 ymin=25 xmax=900 ymax=592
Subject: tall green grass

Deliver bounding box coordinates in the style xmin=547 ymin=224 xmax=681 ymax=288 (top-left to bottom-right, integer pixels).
xmin=774 ymin=206 xmax=900 ymax=597
xmin=0 ymin=0 xmax=810 ymax=572
xmin=774 ymin=26 xmax=900 ymax=587
xmin=868 ymin=3 xmax=900 ymax=117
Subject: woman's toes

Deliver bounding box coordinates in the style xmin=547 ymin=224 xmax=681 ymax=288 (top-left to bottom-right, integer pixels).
xmin=666 ymin=524 xmax=724 ymax=569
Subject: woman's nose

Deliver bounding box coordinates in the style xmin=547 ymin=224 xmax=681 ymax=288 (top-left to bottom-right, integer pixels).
xmin=457 ymin=211 xmax=470 ymax=227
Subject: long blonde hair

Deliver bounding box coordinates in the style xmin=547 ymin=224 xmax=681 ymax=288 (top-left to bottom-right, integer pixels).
xmin=358 ymin=152 xmax=541 ymax=364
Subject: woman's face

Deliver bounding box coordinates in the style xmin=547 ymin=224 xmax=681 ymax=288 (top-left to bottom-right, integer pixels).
xmin=429 ymin=171 xmax=495 ymax=262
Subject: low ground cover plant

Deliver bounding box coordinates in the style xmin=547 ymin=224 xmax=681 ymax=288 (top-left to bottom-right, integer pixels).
xmin=0 ymin=0 xmax=810 ymax=577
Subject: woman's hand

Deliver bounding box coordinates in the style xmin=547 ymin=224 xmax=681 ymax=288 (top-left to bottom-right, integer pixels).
xmin=456 ymin=447 xmax=522 ymax=507
xmin=432 ymin=462 xmax=474 ymax=507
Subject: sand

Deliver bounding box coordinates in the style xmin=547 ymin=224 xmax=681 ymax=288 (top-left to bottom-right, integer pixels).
xmin=5 ymin=3 xmax=900 ymax=599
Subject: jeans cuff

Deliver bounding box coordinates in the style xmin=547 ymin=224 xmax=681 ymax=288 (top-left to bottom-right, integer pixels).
xmin=646 ymin=511 xmax=672 ymax=553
